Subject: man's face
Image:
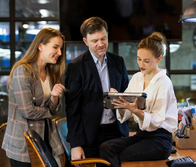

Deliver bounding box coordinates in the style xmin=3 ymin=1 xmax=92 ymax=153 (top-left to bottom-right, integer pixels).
xmin=83 ymin=27 xmax=108 ymax=58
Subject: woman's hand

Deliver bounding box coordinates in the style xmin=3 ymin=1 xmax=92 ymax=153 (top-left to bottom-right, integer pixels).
xmin=50 ymin=84 xmax=65 ymax=106
xmin=112 ymin=97 xmax=138 ymax=113
xmin=112 ymin=97 xmax=144 ymax=120
xmin=51 ymin=84 xmax=65 ymax=97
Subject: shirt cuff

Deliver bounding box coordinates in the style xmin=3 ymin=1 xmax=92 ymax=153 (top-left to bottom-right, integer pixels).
xmin=140 ymin=112 xmax=151 ymax=130
xmin=116 ymin=109 xmax=132 ymax=123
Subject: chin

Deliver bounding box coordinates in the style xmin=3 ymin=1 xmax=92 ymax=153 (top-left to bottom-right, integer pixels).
xmin=141 ymin=71 xmax=147 ymax=74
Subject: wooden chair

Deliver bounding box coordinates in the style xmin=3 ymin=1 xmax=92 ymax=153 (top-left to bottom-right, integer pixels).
xmin=24 ymin=129 xmax=63 ymax=167
xmin=0 ymin=123 xmax=11 ymax=167
xmin=53 ymin=116 xmax=111 ymax=167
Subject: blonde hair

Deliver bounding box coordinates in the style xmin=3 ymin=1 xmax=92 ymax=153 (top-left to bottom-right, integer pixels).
xmin=137 ymin=32 xmax=167 ymax=58
xmin=7 ymin=27 xmax=65 ymax=88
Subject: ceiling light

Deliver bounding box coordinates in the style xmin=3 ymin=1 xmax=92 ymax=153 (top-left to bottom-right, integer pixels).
xmin=23 ymin=24 xmax=29 ymax=29
xmin=39 ymin=9 xmax=50 ymax=17
xmin=180 ymin=0 xmax=196 ymax=23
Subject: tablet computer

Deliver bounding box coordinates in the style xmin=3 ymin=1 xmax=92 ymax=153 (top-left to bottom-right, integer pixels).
xmin=103 ymin=92 xmax=147 ymax=110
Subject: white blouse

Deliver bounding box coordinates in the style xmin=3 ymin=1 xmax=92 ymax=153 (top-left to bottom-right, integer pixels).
xmin=117 ymin=69 xmax=178 ymax=133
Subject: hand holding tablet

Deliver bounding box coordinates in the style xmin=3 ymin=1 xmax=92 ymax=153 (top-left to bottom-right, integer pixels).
xmin=103 ymin=92 xmax=147 ymax=110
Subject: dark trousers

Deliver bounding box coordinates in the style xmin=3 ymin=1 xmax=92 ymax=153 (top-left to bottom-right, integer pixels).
xmin=9 ymin=159 xmax=31 ymax=167
xmin=100 ymin=128 xmax=172 ymax=167
xmin=82 ymin=121 xmax=122 ymax=158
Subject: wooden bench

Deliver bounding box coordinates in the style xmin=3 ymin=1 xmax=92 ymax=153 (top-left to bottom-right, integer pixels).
xmin=121 ymin=132 xmax=196 ymax=167
xmin=121 ymin=147 xmax=196 ymax=167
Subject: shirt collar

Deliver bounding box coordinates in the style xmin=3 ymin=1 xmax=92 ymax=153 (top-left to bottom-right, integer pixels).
xmin=138 ymin=69 xmax=166 ymax=84
xmin=90 ymin=50 xmax=107 ymax=65
xmin=150 ymin=69 xmax=166 ymax=84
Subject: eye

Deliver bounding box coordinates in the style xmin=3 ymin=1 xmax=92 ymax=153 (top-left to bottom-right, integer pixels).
xmin=92 ymin=40 xmax=97 ymax=43
xmin=144 ymin=60 xmax=150 ymax=63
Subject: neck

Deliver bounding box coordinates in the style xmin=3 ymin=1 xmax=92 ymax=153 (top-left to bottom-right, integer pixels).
xmin=145 ymin=68 xmax=161 ymax=81
xmin=36 ymin=55 xmax=47 ymax=73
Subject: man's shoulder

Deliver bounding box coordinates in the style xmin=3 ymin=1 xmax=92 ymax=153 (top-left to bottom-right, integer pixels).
xmin=106 ymin=51 xmax=122 ymax=58
xmin=106 ymin=52 xmax=123 ymax=62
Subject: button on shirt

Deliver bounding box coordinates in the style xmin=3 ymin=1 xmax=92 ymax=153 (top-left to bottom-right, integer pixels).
xmin=91 ymin=52 xmax=116 ymax=124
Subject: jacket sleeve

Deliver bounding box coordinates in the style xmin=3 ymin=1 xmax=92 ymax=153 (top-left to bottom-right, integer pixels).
xmin=63 ymin=63 xmax=86 ymax=148
xmin=11 ymin=65 xmax=52 ymax=119
xmin=120 ymin=57 xmax=129 ymax=92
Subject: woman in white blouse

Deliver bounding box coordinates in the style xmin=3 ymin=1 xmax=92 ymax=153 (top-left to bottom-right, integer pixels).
xmin=99 ymin=32 xmax=178 ymax=167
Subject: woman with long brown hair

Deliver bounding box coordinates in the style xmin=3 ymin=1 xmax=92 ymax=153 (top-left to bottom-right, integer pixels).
xmin=2 ymin=27 xmax=66 ymax=167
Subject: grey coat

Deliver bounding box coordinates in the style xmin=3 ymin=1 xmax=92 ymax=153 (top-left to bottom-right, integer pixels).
xmin=2 ymin=62 xmax=64 ymax=163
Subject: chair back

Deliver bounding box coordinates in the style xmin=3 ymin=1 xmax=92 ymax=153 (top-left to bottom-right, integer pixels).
xmin=53 ymin=117 xmax=71 ymax=166
xmin=0 ymin=123 xmax=11 ymax=167
xmin=24 ymin=129 xmax=58 ymax=167
xmin=53 ymin=117 xmax=111 ymax=167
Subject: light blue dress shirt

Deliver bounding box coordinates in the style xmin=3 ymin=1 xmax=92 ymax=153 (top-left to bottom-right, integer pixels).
xmin=90 ymin=52 xmax=116 ymax=124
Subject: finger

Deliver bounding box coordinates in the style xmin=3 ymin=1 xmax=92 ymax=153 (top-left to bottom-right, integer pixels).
xmin=119 ymin=96 xmax=127 ymax=102
xmin=55 ymin=84 xmax=65 ymax=94
xmin=58 ymin=84 xmax=66 ymax=90
xmin=134 ymin=98 xmax=138 ymax=103
xmin=110 ymin=88 xmax=117 ymax=92
xmin=82 ymin=154 xmax=86 ymax=159
xmin=113 ymin=99 xmax=122 ymax=103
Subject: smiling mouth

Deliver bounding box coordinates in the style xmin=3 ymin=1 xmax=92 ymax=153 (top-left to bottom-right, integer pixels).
xmin=54 ymin=55 xmax=59 ymax=60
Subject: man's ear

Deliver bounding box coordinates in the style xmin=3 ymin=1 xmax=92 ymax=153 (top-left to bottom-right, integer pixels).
xmin=83 ymin=37 xmax=88 ymax=47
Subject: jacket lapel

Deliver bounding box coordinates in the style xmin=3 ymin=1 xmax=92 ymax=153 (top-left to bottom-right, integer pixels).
xmin=107 ymin=53 xmax=116 ymax=89
xmin=32 ymin=61 xmax=44 ymax=106
xmin=85 ymin=50 xmax=103 ymax=91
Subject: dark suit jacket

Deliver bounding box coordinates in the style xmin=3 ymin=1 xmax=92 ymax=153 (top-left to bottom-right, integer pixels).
xmin=63 ymin=50 xmax=129 ymax=148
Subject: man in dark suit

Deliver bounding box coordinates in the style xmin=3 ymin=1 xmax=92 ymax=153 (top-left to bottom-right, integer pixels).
xmin=63 ymin=17 xmax=129 ymax=161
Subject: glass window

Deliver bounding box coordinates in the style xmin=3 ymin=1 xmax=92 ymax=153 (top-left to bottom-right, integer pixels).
xmin=0 ymin=0 xmax=9 ymax=17
xmin=66 ymin=43 xmax=87 ymax=64
xmin=171 ymin=23 xmax=196 ymax=70
xmin=0 ymin=22 xmax=10 ymax=71
xmin=15 ymin=21 xmax=59 ymax=60
xmin=119 ymin=42 xmax=166 ymax=71
xmin=171 ymin=74 xmax=196 ymax=106
xmin=15 ymin=0 xmax=59 ymax=18
xmin=119 ymin=42 xmax=139 ymax=71
xmin=65 ymin=42 xmax=113 ymax=64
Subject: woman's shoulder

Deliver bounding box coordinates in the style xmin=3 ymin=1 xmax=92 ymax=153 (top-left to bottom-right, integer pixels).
xmin=13 ymin=63 xmax=34 ymax=78
xmin=132 ymin=72 xmax=143 ymax=80
xmin=157 ymin=72 xmax=174 ymax=92
xmin=12 ymin=64 xmax=25 ymax=75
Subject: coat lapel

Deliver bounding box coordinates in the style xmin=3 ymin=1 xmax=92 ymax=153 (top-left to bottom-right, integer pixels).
xmin=32 ymin=61 xmax=44 ymax=106
xmin=107 ymin=53 xmax=116 ymax=89
xmin=85 ymin=50 xmax=103 ymax=91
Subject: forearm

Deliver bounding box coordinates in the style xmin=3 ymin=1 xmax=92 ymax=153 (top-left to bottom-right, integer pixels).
xmin=132 ymin=108 xmax=144 ymax=121
xmin=50 ymin=95 xmax=59 ymax=106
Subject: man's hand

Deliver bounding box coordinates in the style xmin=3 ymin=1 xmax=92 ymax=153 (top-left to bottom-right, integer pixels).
xmin=71 ymin=146 xmax=85 ymax=160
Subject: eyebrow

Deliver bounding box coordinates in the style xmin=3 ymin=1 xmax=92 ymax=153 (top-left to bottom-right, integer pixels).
xmin=137 ymin=56 xmax=150 ymax=60
xmin=53 ymin=44 xmax=63 ymax=48
xmin=90 ymin=36 xmax=107 ymax=42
